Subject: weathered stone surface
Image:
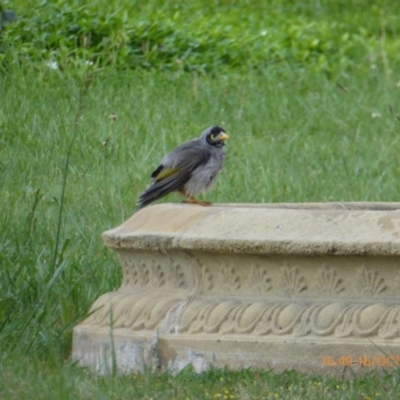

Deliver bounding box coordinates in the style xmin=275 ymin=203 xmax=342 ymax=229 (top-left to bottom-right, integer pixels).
xmin=72 ymin=203 xmax=400 ymax=376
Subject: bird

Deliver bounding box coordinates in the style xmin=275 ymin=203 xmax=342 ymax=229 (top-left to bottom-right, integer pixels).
xmin=137 ymin=126 xmax=229 ymax=210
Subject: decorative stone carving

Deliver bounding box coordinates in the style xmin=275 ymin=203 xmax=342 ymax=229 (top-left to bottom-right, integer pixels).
xmin=72 ymin=202 xmax=400 ymax=375
xmin=316 ymin=266 xmax=345 ymax=295
xmin=281 ymin=266 xmax=308 ymax=296
xmin=354 ymin=266 xmax=387 ymax=296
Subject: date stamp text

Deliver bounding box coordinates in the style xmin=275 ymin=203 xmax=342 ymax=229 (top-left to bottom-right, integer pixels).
xmin=322 ymin=355 xmax=400 ymax=367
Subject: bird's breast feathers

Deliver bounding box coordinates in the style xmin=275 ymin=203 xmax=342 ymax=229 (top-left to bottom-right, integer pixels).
xmin=183 ymin=147 xmax=225 ymax=196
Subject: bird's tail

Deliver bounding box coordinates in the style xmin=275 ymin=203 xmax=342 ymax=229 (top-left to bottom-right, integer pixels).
xmin=136 ymin=174 xmax=187 ymax=210
xmin=137 ymin=185 xmax=166 ymax=210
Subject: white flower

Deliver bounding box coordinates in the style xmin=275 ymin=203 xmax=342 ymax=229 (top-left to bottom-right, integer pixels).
xmin=46 ymin=61 xmax=59 ymax=70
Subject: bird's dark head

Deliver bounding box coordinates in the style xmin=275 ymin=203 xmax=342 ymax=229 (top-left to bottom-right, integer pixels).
xmin=202 ymin=126 xmax=229 ymax=148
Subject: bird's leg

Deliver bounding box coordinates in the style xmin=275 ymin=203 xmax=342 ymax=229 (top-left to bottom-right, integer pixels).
xmin=179 ymin=190 xmax=212 ymax=206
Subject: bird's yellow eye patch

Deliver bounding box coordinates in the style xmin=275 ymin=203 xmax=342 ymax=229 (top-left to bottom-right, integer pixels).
xmin=210 ymin=134 xmax=215 ymax=140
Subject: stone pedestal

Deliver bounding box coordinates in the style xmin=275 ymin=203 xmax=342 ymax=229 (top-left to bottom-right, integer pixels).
xmin=72 ymin=203 xmax=400 ymax=375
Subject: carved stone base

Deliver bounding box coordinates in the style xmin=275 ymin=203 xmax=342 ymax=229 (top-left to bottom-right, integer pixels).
xmin=72 ymin=203 xmax=400 ymax=376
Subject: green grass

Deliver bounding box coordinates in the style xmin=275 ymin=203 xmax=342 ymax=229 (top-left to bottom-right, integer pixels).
xmin=2 ymin=0 xmax=400 ymax=74
xmin=2 ymin=63 xmax=400 ymax=398
xmin=2 ymin=0 xmax=400 ymax=398
xmin=2 ymin=358 xmax=400 ymax=400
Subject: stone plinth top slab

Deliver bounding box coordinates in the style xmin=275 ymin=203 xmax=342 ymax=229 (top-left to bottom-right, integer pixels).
xmin=103 ymin=203 xmax=400 ymax=256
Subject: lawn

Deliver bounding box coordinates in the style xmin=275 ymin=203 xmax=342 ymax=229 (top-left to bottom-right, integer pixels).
xmin=1 ymin=0 xmax=400 ymax=398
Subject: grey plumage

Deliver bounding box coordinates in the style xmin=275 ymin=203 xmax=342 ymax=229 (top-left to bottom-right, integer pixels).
xmin=138 ymin=126 xmax=229 ymax=209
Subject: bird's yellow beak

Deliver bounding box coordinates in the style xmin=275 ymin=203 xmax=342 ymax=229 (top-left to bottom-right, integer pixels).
xmin=218 ymin=132 xmax=229 ymax=141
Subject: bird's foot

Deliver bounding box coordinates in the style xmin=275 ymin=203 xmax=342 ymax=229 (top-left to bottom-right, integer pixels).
xmin=179 ymin=191 xmax=212 ymax=207
xmin=182 ymin=199 xmax=212 ymax=207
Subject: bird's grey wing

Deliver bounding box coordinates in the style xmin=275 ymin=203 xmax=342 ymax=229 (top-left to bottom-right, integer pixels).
xmin=137 ymin=140 xmax=211 ymax=209
xmin=138 ymin=168 xmax=191 ymax=209
xmin=162 ymin=139 xmax=211 ymax=172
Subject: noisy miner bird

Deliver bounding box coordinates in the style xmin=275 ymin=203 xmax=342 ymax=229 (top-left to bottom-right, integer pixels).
xmin=137 ymin=126 xmax=229 ymax=209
